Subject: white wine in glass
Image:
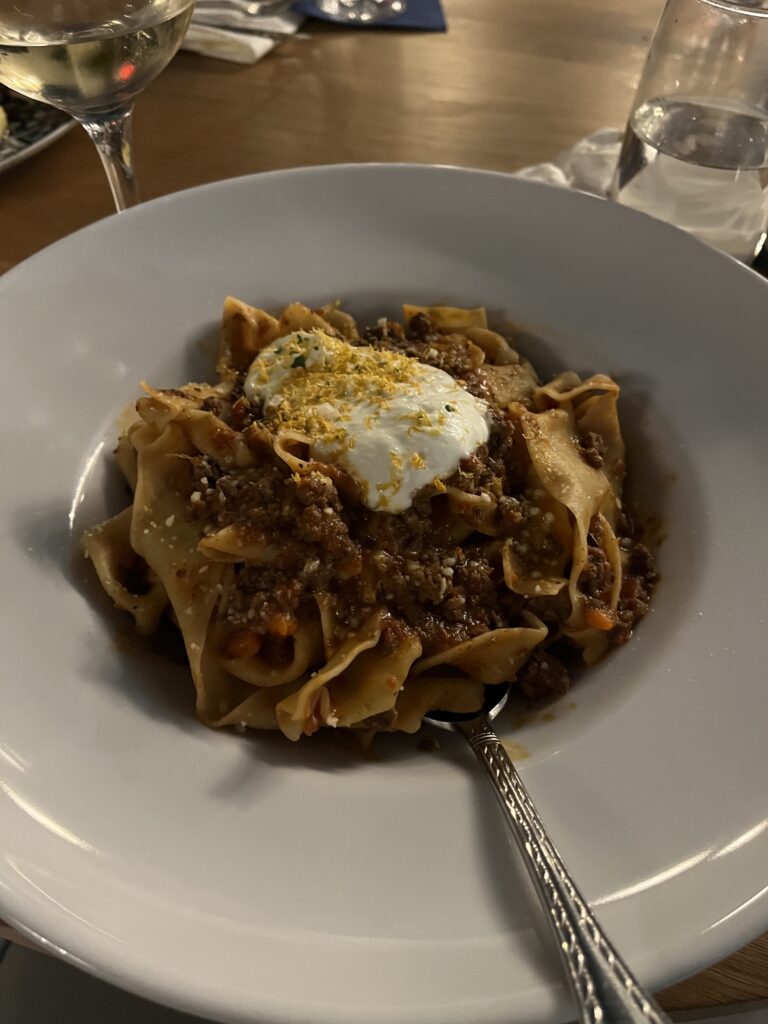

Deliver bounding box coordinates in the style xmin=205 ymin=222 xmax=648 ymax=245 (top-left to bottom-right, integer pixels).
xmin=0 ymin=0 xmax=195 ymax=211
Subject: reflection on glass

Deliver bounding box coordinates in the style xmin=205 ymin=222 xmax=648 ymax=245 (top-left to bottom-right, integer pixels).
xmin=316 ymin=0 xmax=405 ymax=24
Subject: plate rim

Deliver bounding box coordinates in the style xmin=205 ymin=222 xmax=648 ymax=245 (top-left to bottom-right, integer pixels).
xmin=0 ymin=97 xmax=74 ymax=174
xmin=4 ymin=157 xmax=768 ymax=289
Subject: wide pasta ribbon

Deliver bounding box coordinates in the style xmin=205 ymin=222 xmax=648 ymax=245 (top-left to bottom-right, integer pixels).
xmin=515 ymin=403 xmax=621 ymax=630
xmin=275 ymin=612 xmax=421 ymax=740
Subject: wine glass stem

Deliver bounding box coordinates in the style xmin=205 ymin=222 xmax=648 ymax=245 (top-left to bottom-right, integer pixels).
xmin=80 ymin=107 xmax=140 ymax=213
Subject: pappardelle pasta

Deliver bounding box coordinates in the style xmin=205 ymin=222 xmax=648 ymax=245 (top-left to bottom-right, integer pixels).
xmin=82 ymin=299 xmax=656 ymax=741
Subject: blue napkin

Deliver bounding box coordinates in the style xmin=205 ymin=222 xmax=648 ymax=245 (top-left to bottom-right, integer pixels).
xmin=293 ymin=0 xmax=446 ymax=30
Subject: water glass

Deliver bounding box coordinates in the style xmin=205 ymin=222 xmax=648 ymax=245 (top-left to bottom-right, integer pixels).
xmin=610 ymin=0 xmax=768 ymax=263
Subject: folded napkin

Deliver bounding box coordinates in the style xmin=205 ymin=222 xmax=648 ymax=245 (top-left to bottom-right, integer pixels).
xmin=182 ymin=9 xmax=305 ymax=64
xmin=517 ymin=127 xmax=768 ymax=265
xmin=294 ymin=0 xmax=446 ymax=30
xmin=513 ymin=128 xmax=622 ymax=197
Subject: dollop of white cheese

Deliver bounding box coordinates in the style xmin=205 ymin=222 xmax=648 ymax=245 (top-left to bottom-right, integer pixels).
xmin=245 ymin=330 xmax=489 ymax=512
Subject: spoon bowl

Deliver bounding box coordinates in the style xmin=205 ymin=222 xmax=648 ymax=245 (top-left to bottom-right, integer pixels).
xmin=424 ymin=682 xmax=508 ymax=729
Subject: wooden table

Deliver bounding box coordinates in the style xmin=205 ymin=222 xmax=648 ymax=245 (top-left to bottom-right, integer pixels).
xmin=1 ymin=0 xmax=766 ymax=1015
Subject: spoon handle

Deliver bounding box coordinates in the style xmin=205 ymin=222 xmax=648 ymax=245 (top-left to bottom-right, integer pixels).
xmin=459 ymin=716 xmax=671 ymax=1024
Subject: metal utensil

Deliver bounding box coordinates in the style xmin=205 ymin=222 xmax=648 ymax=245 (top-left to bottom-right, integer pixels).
xmin=426 ymin=687 xmax=671 ymax=1024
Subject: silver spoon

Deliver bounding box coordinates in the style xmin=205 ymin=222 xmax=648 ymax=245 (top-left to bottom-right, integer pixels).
xmin=426 ymin=686 xmax=671 ymax=1024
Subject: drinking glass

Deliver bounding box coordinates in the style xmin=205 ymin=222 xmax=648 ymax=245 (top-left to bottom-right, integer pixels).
xmin=610 ymin=0 xmax=768 ymax=263
xmin=315 ymin=0 xmax=405 ymax=23
xmin=0 ymin=0 xmax=195 ymax=212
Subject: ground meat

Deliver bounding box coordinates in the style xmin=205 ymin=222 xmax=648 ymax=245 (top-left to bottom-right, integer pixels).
xmin=185 ymin=460 xmax=363 ymax=636
xmin=578 ymin=430 xmax=606 ymax=469
xmin=487 ymin=411 xmax=528 ymax=496
xmin=367 ymin=548 xmax=498 ymax=649
xmin=286 ymin=477 xmax=361 ymax=571
xmin=447 ymin=411 xmax=526 ymax=504
xmin=627 ymin=541 xmax=657 ymax=581
xmin=407 ymin=312 xmax=438 ymax=342
xmin=200 ymin=395 xmax=223 ymax=416
xmin=526 ymin=586 xmax=572 ymax=625
xmin=373 ymin=549 xmax=447 ymax=607
xmin=185 ymin=431 xmax=512 ymax=654
xmin=498 ymin=495 xmax=524 ymax=531
xmin=330 ymin=498 xmax=507 ymax=652
xmin=290 ymin=470 xmax=341 ymax=511
xmin=353 ymin=489 xmax=455 ymax=551
xmin=517 ymin=650 xmax=571 ymax=700
xmin=363 ymin=320 xmax=484 ymax=378
xmin=423 ymin=334 xmax=485 ymax=376
xmin=378 ymin=616 xmax=416 ymax=655
xmin=229 ymin=396 xmax=256 ymax=431
xmin=362 ymin=320 xmax=406 ymax=344
xmin=452 ymin=446 xmax=496 ymax=495
xmin=169 ymin=312 xmax=657 ymax=689
xmin=188 ymin=456 xmax=360 ymax=574
xmin=612 ymin=541 xmax=658 ymax=644
xmin=295 ymin=505 xmax=347 ymax=551
xmin=225 ymin=568 xmax=305 ymax=632
xmin=224 ymin=373 xmax=245 ymax=404
xmin=454 ymin=554 xmax=501 ymax=620
xmin=580 ymin=545 xmax=612 ymax=603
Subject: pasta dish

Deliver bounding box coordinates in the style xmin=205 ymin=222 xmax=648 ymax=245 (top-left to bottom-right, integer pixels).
xmin=82 ymin=300 xmax=656 ymax=740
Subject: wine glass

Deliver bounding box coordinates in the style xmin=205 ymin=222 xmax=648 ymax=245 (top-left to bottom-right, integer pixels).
xmin=0 ymin=0 xmax=195 ymax=211
xmin=315 ymin=0 xmax=406 ymax=23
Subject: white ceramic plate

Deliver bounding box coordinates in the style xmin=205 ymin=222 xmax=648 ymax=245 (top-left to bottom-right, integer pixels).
xmin=1 ymin=165 xmax=767 ymax=1024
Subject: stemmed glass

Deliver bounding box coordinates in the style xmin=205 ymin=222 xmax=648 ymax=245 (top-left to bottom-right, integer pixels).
xmin=0 ymin=0 xmax=195 ymax=211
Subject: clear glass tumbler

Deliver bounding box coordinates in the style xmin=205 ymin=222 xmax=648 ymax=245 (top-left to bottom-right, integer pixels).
xmin=610 ymin=0 xmax=768 ymax=263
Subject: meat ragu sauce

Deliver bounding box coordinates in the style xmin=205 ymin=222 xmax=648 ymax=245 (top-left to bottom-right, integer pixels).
xmin=182 ymin=312 xmax=657 ymax=702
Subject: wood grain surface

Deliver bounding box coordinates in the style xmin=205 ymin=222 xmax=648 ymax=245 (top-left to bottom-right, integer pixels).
xmin=0 ymin=0 xmax=766 ymax=1014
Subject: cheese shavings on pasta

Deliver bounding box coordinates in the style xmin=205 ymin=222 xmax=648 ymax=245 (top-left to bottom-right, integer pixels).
xmin=82 ymin=300 xmax=657 ymax=741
